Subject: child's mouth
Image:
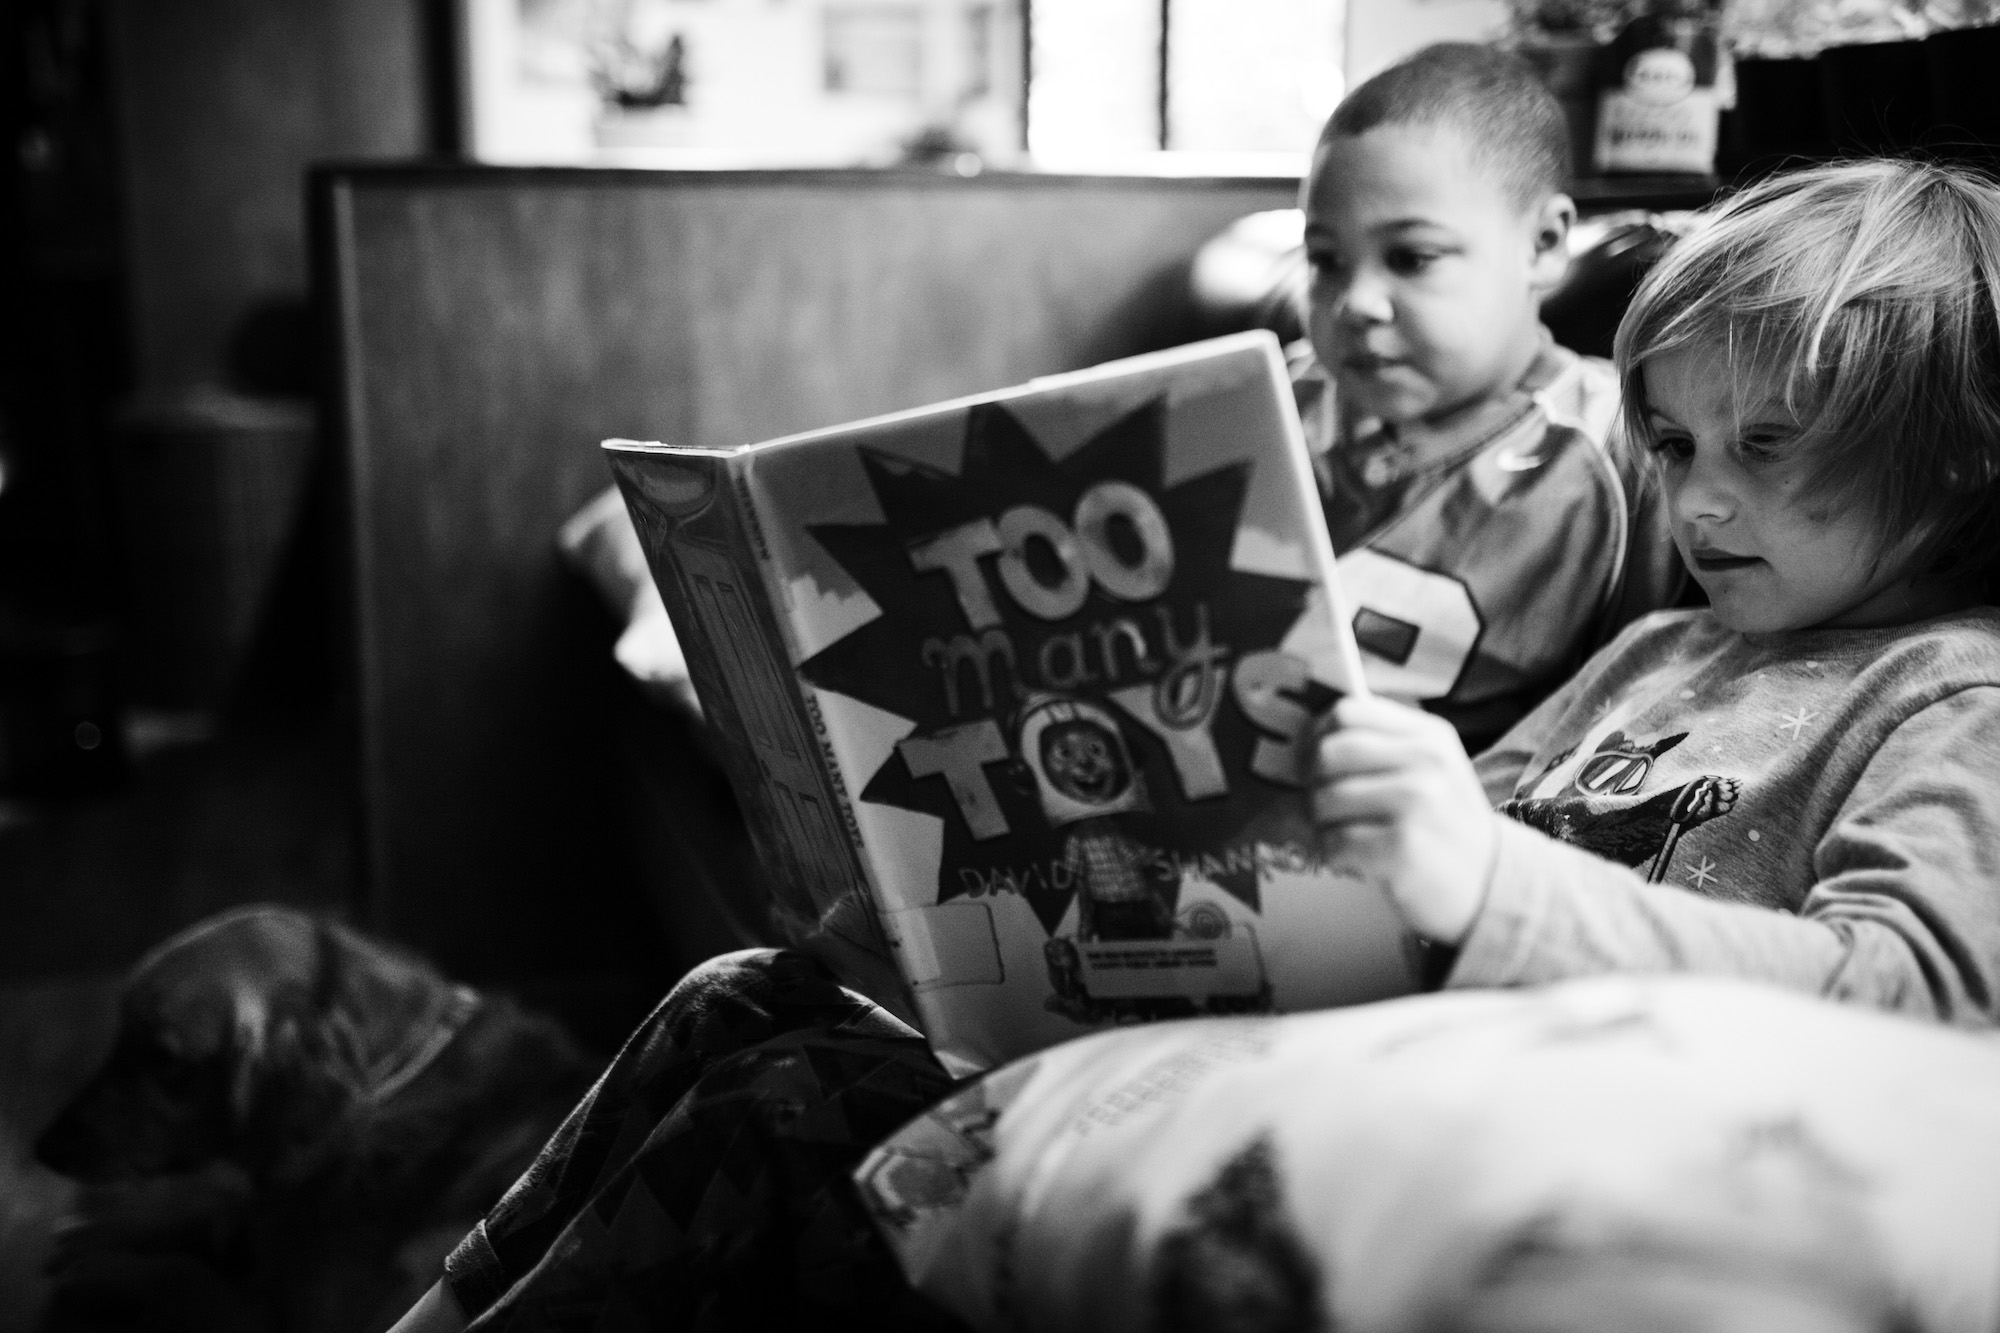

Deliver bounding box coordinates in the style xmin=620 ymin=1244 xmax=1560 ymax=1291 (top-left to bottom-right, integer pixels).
xmin=1343 ymin=353 xmax=1402 ymax=375
xmin=1690 ymin=547 xmax=1762 ymax=572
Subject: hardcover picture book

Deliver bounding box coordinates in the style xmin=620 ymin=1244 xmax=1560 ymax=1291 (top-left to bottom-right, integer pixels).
xmin=607 ymin=331 xmax=1418 ymax=1073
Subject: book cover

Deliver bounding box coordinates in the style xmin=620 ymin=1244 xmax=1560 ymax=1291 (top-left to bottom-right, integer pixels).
xmin=608 ymin=331 xmax=1419 ymax=1073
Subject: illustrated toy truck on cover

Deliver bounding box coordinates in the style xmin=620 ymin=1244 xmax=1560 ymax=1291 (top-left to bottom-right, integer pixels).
xmin=607 ymin=332 xmax=1418 ymax=1074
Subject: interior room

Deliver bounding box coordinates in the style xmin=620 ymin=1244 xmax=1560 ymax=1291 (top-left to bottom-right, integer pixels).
xmin=7 ymin=0 xmax=2000 ymax=1328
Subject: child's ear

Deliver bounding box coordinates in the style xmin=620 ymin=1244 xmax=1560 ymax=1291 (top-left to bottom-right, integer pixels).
xmin=1527 ymin=192 xmax=1577 ymax=295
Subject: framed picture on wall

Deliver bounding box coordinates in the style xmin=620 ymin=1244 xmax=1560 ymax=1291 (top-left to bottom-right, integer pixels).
xmin=458 ymin=0 xmax=1025 ymax=167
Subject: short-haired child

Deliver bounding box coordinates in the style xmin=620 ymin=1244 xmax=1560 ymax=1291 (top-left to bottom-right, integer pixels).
xmin=1314 ymin=158 xmax=2000 ymax=1021
xmin=1296 ymin=42 xmax=1683 ymax=752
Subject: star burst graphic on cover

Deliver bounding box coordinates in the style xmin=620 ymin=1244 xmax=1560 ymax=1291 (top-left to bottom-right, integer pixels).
xmin=799 ymin=397 xmax=1325 ymax=934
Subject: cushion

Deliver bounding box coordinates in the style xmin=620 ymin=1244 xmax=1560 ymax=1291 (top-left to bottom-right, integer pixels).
xmin=556 ymin=485 xmax=699 ymax=716
xmin=857 ymin=975 xmax=2000 ymax=1332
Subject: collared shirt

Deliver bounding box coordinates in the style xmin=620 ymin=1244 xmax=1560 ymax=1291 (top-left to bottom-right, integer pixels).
xmin=1289 ymin=332 xmax=1684 ymax=751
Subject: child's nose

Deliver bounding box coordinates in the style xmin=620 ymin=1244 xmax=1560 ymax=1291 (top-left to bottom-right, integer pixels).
xmin=1338 ymin=268 xmax=1393 ymax=325
xmin=1674 ymin=458 xmax=1736 ymax=523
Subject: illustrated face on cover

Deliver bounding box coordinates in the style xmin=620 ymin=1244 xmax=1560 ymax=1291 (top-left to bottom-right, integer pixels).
xmin=1018 ymin=696 xmax=1147 ymax=826
xmin=1044 ymin=720 xmax=1126 ymax=805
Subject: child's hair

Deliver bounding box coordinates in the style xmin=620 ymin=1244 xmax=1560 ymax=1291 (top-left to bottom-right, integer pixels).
xmin=1318 ymin=43 xmax=1572 ymax=210
xmin=1616 ymin=159 xmax=2000 ymax=595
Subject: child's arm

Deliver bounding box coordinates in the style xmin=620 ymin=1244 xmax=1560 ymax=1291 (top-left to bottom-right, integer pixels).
xmin=1317 ymin=688 xmax=2000 ymax=1022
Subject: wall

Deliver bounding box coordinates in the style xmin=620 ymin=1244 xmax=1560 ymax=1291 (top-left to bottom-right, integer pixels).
xmin=107 ymin=0 xmax=434 ymax=395
xmin=323 ymin=167 xmax=1301 ymax=987
xmin=1346 ymin=0 xmax=1508 ymax=87
xmin=99 ymin=0 xmax=1509 ymax=395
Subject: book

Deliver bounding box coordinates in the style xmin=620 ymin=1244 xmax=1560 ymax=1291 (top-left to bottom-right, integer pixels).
xmin=606 ymin=331 xmax=1418 ymax=1074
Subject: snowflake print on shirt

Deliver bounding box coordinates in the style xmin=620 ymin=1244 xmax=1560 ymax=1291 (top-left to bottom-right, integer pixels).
xmin=1775 ymin=706 xmax=1819 ymax=741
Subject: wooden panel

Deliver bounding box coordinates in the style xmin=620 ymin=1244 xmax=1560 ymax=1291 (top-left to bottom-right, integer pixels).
xmin=110 ymin=0 xmax=429 ymax=394
xmin=320 ymin=166 xmax=1298 ymax=983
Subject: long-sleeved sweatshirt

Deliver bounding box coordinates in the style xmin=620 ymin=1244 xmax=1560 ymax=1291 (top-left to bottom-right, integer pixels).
xmin=1457 ymin=606 xmax=2000 ymax=1023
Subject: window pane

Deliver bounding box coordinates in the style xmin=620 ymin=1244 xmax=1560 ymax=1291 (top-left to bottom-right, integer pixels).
xmin=476 ymin=0 xmax=1023 ymax=166
xmin=824 ymin=7 xmax=925 ymax=97
xmin=1027 ymin=0 xmax=1162 ymax=161
xmin=1166 ymin=0 xmax=1344 ymax=152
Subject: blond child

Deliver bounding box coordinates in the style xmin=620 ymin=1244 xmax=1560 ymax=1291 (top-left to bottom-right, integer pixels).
xmin=1315 ymin=159 xmax=2000 ymax=1021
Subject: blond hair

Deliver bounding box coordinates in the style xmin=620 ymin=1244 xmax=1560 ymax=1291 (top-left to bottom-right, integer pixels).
xmin=1616 ymin=159 xmax=2000 ymax=590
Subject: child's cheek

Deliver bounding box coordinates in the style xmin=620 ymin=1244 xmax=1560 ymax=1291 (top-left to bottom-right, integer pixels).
xmin=1304 ymin=305 xmax=1342 ymax=370
xmin=1759 ymin=469 xmax=1826 ymax=525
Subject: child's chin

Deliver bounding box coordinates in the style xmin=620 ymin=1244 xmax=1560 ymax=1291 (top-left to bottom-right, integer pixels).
xmin=1705 ymin=594 xmax=1814 ymax=636
xmin=1338 ymin=378 xmax=1436 ymax=427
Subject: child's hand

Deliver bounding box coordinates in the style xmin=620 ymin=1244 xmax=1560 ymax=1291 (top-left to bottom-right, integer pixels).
xmin=1310 ymin=695 xmax=1498 ymax=946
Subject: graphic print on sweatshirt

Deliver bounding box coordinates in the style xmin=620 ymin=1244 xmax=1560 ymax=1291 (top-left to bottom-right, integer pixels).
xmin=1500 ymin=709 xmax=1739 ymax=886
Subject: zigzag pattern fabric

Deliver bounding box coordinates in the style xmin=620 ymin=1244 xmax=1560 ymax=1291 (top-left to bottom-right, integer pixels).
xmin=444 ymin=949 xmax=963 ymax=1332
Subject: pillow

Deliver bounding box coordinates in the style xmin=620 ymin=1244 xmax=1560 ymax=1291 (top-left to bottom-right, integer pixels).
xmin=856 ymin=975 xmax=2000 ymax=1332
xmin=556 ymin=486 xmax=700 ymax=716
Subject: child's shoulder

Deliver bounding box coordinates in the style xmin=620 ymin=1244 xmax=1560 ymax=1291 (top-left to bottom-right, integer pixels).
xmin=1286 ymin=333 xmax=1621 ymax=454
xmin=1850 ymin=606 xmax=2000 ymax=688
xmin=1618 ymin=603 xmax=2000 ymax=652
xmin=1606 ymin=605 xmax=2000 ymax=698
xmin=1522 ymin=343 xmax=1620 ymax=451
xmin=1581 ymin=606 xmax=1715 ymax=672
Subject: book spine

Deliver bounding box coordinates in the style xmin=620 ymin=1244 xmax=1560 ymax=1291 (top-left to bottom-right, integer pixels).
xmin=606 ymin=451 xmax=899 ymax=1020
xmin=731 ymin=460 xmax=923 ymax=1029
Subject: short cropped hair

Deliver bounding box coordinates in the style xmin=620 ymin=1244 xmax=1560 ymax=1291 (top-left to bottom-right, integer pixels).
xmin=1615 ymin=159 xmax=2000 ymax=592
xmin=1320 ymin=42 xmax=1572 ymax=209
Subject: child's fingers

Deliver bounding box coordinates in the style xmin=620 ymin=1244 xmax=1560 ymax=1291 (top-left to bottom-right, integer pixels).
xmin=1314 ymin=728 xmax=1419 ymax=779
xmin=1309 ymin=773 xmax=1408 ymax=826
xmin=1319 ymin=821 xmax=1396 ymax=875
xmin=1327 ymin=693 xmax=1441 ymax=737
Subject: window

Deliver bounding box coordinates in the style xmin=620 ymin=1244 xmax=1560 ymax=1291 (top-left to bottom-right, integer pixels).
xmin=1026 ymin=0 xmax=1346 ymax=168
xmin=463 ymin=0 xmax=1342 ymax=169
xmin=824 ymin=6 xmax=925 ymax=97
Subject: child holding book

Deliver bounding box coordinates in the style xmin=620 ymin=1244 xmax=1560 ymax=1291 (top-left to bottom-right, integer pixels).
xmin=1314 ymin=158 xmax=2000 ymax=1019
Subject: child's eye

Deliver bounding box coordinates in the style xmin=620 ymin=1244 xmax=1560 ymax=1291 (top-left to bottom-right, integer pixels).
xmin=1305 ymin=250 xmax=1347 ymax=278
xmin=1385 ymin=247 xmax=1441 ymax=277
xmin=1736 ymin=432 xmax=1791 ymax=464
xmin=1646 ymin=433 xmax=1695 ymax=463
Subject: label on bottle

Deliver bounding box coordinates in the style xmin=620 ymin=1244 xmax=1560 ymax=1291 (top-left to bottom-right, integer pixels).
xmin=1595 ymin=46 xmax=1717 ymax=173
